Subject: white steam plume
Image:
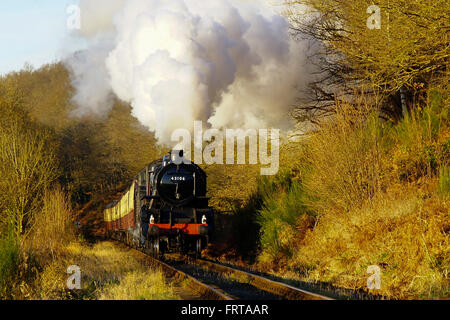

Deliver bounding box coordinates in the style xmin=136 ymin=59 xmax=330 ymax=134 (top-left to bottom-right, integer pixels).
xmin=66 ymin=0 xmax=314 ymax=144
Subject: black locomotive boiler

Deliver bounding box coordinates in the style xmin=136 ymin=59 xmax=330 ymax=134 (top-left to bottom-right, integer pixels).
xmin=104 ymin=150 xmax=214 ymax=257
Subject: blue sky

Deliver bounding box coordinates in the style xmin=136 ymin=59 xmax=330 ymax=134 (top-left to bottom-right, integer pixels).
xmin=0 ymin=0 xmax=82 ymax=75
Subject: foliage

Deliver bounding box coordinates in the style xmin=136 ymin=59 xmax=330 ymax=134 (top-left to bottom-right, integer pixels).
xmin=0 ymin=232 xmax=19 ymax=298
xmin=98 ymin=271 xmax=179 ymax=300
xmin=250 ymin=85 xmax=448 ymax=298
xmin=0 ymin=91 xmax=58 ymax=238
xmin=438 ymin=166 xmax=450 ymax=197
xmin=257 ymin=182 xmax=312 ymax=259
xmin=0 ymin=63 xmax=164 ymax=299
xmin=298 ymin=105 xmax=392 ymax=215
xmin=1 ymin=63 xmax=162 ymax=205
xmin=34 ymin=242 xmax=179 ymax=300
xmin=288 ymin=0 xmax=450 ymax=120
xmin=30 ymin=188 xmax=76 ymax=254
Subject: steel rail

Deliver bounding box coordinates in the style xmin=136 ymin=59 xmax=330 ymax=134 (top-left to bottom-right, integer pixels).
xmin=192 ymin=258 xmax=334 ymax=300
xmin=114 ymin=241 xmax=333 ymax=300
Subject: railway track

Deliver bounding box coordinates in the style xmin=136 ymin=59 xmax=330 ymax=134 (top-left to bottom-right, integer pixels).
xmin=116 ymin=241 xmax=333 ymax=300
xmin=126 ymin=244 xmax=233 ymax=300
xmin=183 ymin=257 xmax=332 ymax=300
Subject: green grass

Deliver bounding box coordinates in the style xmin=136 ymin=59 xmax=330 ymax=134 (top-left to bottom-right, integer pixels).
xmin=257 ymin=182 xmax=310 ymax=258
xmin=0 ymin=232 xmax=19 ymax=297
xmin=438 ymin=165 xmax=450 ymax=196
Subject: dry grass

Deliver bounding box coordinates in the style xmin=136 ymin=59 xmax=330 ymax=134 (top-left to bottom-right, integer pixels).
xmin=34 ymin=241 xmax=179 ymax=300
xmin=98 ymin=270 xmax=179 ymax=300
xmin=296 ymin=104 xmax=394 ymax=215
xmin=11 ymin=190 xmax=179 ymax=300
xmin=251 ymin=89 xmax=449 ymax=299
xmin=28 ymin=188 xmax=76 ymax=254
xmin=291 ymin=186 xmax=448 ymax=299
xmin=1 ymin=187 xmax=76 ymax=299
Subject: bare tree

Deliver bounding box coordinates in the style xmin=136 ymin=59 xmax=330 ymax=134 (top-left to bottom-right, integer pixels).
xmin=287 ymin=0 xmax=449 ymax=122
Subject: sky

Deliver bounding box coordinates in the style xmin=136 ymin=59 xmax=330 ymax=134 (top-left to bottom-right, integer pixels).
xmin=0 ymin=0 xmax=83 ymax=75
xmin=0 ymin=0 xmax=289 ymax=76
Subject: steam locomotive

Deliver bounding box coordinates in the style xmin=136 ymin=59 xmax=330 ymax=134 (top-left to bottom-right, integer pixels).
xmin=104 ymin=150 xmax=214 ymax=258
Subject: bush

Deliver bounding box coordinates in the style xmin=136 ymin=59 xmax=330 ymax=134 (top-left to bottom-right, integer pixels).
xmin=0 ymin=102 xmax=58 ymax=237
xmin=227 ymin=168 xmax=295 ymax=260
xmin=257 ymin=182 xmax=311 ymax=259
xmin=0 ymin=232 xmax=19 ymax=298
xmin=392 ymin=93 xmax=448 ymax=181
xmin=30 ymin=188 xmax=76 ymax=254
xmin=298 ymin=105 xmax=392 ymax=215
xmin=438 ymin=166 xmax=449 ymax=197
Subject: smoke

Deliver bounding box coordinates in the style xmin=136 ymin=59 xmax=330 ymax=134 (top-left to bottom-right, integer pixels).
xmin=66 ymin=0 xmax=314 ymax=144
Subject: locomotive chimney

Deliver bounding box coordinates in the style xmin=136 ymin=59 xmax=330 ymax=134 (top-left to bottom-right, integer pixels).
xmin=171 ymin=150 xmax=184 ymax=164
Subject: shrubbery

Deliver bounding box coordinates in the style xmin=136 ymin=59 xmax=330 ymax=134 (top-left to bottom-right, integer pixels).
xmin=248 ymin=86 xmax=448 ymax=298
xmin=0 ymin=63 xmax=163 ymax=299
xmin=0 ymin=232 xmax=19 ymax=298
